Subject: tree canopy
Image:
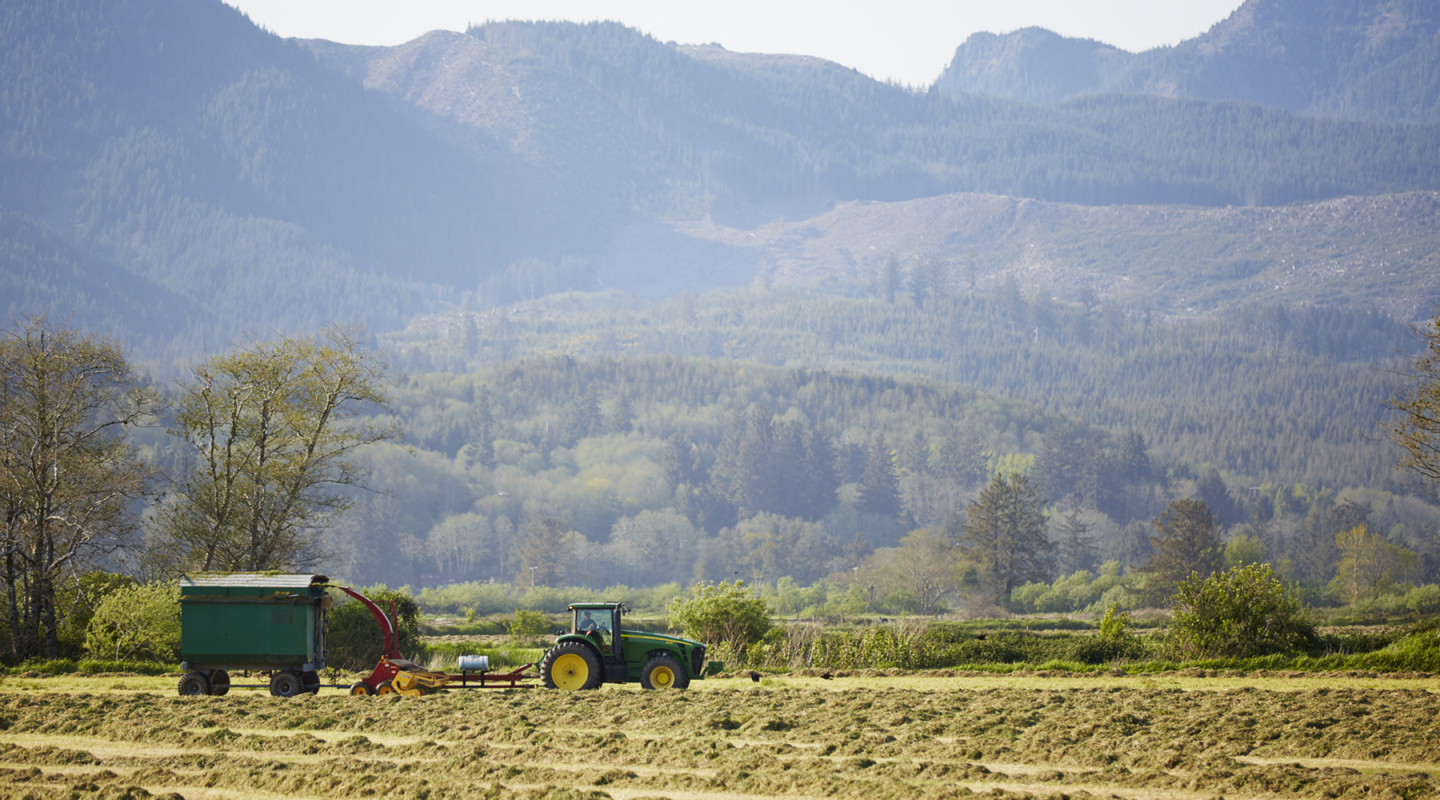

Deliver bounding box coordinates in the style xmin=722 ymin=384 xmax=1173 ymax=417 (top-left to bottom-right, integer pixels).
xmin=0 ymin=318 xmax=156 ymax=661
xmin=156 ymin=327 xmax=399 ymax=573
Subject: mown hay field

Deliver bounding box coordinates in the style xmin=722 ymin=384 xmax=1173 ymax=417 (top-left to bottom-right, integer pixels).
xmin=1 ymin=671 xmax=1438 ymax=800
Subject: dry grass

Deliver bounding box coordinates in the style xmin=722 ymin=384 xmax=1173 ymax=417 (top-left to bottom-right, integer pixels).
xmin=0 ymin=672 xmax=1436 ymax=799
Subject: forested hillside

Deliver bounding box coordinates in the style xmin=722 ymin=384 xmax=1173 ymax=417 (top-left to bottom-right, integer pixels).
xmin=318 ymin=337 xmax=1438 ymax=596
xmin=0 ymin=0 xmax=518 ymax=360
xmin=383 ymin=287 xmax=1413 ymax=495
xmin=936 ymin=0 xmax=1440 ymax=123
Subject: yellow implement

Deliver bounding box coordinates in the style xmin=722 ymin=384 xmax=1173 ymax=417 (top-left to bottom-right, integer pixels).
xmin=374 ymin=658 xmax=451 ymax=696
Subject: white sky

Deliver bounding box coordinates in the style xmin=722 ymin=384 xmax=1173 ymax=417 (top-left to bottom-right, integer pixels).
xmin=225 ymin=1 xmax=1248 ymax=87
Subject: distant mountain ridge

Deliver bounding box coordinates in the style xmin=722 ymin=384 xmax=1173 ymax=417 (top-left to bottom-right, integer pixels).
xmin=2 ymin=0 xmax=1437 ymax=365
xmin=935 ymin=0 xmax=1440 ymax=123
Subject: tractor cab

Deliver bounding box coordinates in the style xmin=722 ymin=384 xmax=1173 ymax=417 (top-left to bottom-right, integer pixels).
xmin=572 ymin=604 xmax=620 ymax=656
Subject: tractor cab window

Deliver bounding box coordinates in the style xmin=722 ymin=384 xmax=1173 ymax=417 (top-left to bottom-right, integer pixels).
xmin=575 ymin=609 xmax=613 ymax=651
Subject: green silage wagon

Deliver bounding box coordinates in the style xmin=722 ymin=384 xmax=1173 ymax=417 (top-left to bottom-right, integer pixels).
xmin=177 ymin=573 xmax=331 ymax=697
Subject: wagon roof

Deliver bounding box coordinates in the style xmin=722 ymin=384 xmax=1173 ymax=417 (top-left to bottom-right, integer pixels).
xmin=179 ymin=572 xmax=328 ymax=588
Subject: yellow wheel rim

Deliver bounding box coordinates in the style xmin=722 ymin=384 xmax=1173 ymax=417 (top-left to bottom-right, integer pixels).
xmin=652 ymin=666 xmax=674 ymax=688
xmin=552 ymin=653 xmax=590 ymax=691
xmin=350 ymin=684 xmax=370 ymax=696
xmin=376 ymin=682 xmax=394 ymax=695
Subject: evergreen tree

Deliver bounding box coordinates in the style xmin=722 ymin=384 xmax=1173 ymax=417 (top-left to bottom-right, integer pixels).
xmin=1195 ymin=468 xmax=1241 ymax=525
xmin=467 ymin=385 xmax=495 ymax=469
xmin=1054 ymin=509 xmax=1098 ymax=576
xmin=1119 ymin=429 xmax=1153 ymax=485
xmin=938 ymin=426 xmax=985 ymax=486
xmin=882 ymin=254 xmax=900 ymax=304
xmin=563 ymin=385 xmax=601 ymax=446
xmin=661 ymin=433 xmax=697 ymax=494
xmin=857 ymin=434 xmax=902 ymax=518
xmin=801 ymin=429 xmax=840 ymax=520
xmin=1032 ymin=416 xmax=1089 ymax=502
xmin=960 ymin=472 xmax=1052 ymax=601
xmin=608 ymin=390 xmax=633 ymax=434
xmin=901 ymin=428 xmax=931 ymax=475
xmin=461 ymin=314 xmax=478 ymax=358
xmin=909 ymin=260 xmax=930 ymax=310
xmin=1144 ymin=498 xmax=1224 ymax=601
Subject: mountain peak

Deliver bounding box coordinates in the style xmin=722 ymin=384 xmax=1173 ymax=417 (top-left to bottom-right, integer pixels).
xmin=934 ymin=0 xmax=1440 ymax=123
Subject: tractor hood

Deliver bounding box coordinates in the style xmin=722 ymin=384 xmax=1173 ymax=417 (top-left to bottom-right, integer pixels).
xmin=620 ymin=629 xmax=704 ymax=649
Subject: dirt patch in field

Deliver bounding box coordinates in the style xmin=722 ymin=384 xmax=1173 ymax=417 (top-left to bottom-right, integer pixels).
xmin=0 ymin=680 xmax=1436 ymax=798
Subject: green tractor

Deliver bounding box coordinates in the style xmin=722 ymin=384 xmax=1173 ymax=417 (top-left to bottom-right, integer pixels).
xmin=540 ymin=602 xmax=723 ymax=690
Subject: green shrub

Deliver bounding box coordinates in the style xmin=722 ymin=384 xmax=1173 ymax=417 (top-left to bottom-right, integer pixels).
xmin=83 ymin=581 xmax=180 ymax=662
xmin=504 ymin=609 xmax=554 ymax=643
xmin=667 ymin=580 xmax=772 ymax=655
xmin=1405 ymin=585 xmax=1440 ymax=615
xmin=1169 ymin=564 xmax=1316 ymax=659
xmin=946 ymin=636 xmax=1029 ymax=665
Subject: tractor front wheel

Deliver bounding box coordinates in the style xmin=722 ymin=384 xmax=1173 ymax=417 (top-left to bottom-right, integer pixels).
xmin=541 ymin=642 xmax=602 ymax=691
xmin=640 ymin=654 xmax=689 ymax=690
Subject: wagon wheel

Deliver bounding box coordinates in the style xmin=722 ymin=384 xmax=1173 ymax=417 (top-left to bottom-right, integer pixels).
xmin=374 ymin=680 xmax=395 ymax=696
xmin=269 ymin=670 xmax=304 ymax=698
xmin=349 ymin=681 xmax=375 ymax=696
xmin=640 ymin=654 xmax=690 ymax=690
xmin=207 ymin=670 xmax=230 ymax=697
xmin=540 ymin=642 xmax=602 ymax=691
xmin=301 ymin=670 xmax=321 ymax=695
xmin=177 ymin=672 xmax=211 ymax=697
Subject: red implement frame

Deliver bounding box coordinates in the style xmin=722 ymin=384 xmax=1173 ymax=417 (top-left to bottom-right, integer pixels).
xmin=440 ymin=663 xmax=535 ymax=689
xmin=335 ymin=586 xmax=533 ymax=693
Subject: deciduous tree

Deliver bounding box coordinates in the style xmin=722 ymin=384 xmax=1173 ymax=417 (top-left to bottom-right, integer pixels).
xmin=0 ymin=318 xmax=157 ymax=660
xmin=1335 ymin=525 xmax=1417 ymax=604
xmin=1385 ymin=313 xmax=1440 ymax=492
xmin=158 ymin=327 xmax=399 ymax=573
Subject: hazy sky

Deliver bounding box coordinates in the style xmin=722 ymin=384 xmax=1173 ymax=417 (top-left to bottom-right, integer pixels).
xmin=225 ymin=1 xmax=1248 ymax=87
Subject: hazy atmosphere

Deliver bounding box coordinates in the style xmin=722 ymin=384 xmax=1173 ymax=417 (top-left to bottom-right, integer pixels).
xmin=4 ymin=3 xmax=1440 ymax=794
xmin=226 ymin=0 xmax=1250 ymax=86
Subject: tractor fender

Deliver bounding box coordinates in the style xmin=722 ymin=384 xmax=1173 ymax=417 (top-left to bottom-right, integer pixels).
xmin=551 ymin=633 xmax=604 ymax=660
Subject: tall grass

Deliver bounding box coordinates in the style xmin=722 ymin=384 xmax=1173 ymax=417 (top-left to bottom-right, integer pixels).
xmin=739 ymin=618 xmax=1440 ymax=674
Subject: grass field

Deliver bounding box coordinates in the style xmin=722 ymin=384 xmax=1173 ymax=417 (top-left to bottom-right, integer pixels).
xmin=1 ymin=671 xmax=1437 ymax=799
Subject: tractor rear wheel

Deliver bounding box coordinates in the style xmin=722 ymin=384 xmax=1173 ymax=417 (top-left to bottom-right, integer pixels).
xmin=178 ymin=672 xmax=211 ymax=696
xmin=640 ymin=654 xmax=689 ymax=690
xmin=541 ymin=642 xmax=602 ymax=691
xmin=269 ymin=670 xmax=303 ymax=698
